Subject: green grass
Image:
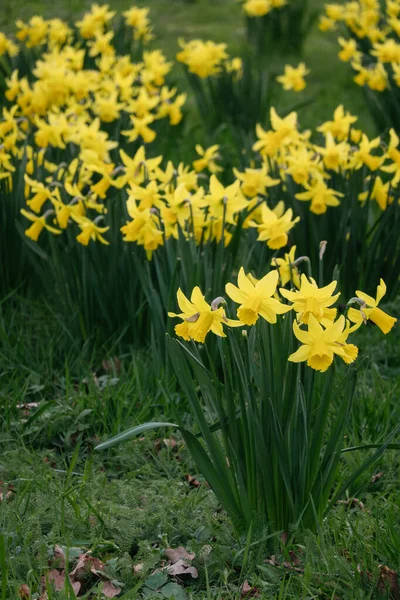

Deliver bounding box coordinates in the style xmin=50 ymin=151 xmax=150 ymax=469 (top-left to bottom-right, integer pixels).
xmin=0 ymin=294 xmax=399 ymax=598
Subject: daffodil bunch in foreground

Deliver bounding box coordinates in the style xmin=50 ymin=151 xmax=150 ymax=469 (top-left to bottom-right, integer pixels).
xmin=163 ymin=263 xmax=397 ymax=538
xmin=169 ymin=267 xmax=396 ymax=372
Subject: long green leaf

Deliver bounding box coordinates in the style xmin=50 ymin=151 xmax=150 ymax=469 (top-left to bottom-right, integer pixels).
xmin=95 ymin=422 xmax=178 ymax=450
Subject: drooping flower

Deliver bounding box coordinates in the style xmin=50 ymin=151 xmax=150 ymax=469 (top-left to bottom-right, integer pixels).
xmin=168 ymin=287 xmax=241 ymax=342
xmin=225 ymin=267 xmax=291 ymax=326
xmin=271 ymin=246 xmax=300 ymax=288
xmin=20 ymin=208 xmax=61 ymax=242
xmin=348 ymin=279 xmax=397 ymax=334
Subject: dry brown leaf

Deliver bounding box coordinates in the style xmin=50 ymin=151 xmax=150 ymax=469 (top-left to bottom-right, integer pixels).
xmin=47 ymin=569 xmax=65 ymax=591
xmin=378 ymin=565 xmax=400 ymax=599
xmin=70 ymin=553 xmax=105 ymax=579
xmin=185 ymin=474 xmax=201 ymax=488
xmin=0 ymin=481 xmax=15 ymax=502
xmin=337 ymin=497 xmax=365 ymax=510
xmin=167 ymin=558 xmax=198 ymax=578
xmin=371 ymin=471 xmax=384 ymax=484
xmin=102 ymin=580 xmax=121 ymax=597
xmin=165 ymin=546 xmax=195 ymax=563
xmin=241 ymin=579 xmax=260 ymax=598
xmin=53 ymin=545 xmax=66 ymax=569
xmin=18 ymin=584 xmax=30 ymax=599
xmin=102 ymin=357 xmax=121 ymax=373
xmin=133 ymin=563 xmax=144 ymax=575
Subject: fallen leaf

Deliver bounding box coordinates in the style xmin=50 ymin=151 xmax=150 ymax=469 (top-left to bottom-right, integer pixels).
xmin=102 ymin=580 xmax=121 ymax=597
xmin=241 ymin=580 xmax=260 ymax=598
xmin=167 ymin=558 xmax=198 ymax=578
xmin=133 ymin=563 xmax=144 ymax=575
xmin=378 ymin=565 xmax=400 ymax=599
xmin=0 ymin=481 xmax=15 ymax=502
xmin=371 ymin=471 xmax=384 ymax=484
xmin=47 ymin=569 xmax=65 ymax=591
xmin=53 ymin=545 xmax=66 ymax=569
xmin=185 ymin=474 xmax=201 ymax=488
xmin=102 ymin=357 xmax=121 ymax=374
xmin=70 ymin=553 xmax=105 ymax=578
xmin=165 ymin=546 xmax=195 ymax=563
xmin=337 ymin=497 xmax=365 ymax=510
xmin=18 ymin=584 xmax=30 ymax=599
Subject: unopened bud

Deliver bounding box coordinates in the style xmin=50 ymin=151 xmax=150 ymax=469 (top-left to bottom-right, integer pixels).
xmin=319 ymin=240 xmax=327 ymax=261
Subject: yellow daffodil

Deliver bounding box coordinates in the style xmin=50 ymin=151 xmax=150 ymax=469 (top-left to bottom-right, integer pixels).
xmin=20 ymin=208 xmax=61 ymax=241
xmin=71 ymin=214 xmax=110 ymax=245
xmin=348 ymin=279 xmax=397 ymax=334
xmin=193 ymin=145 xmax=222 ymax=174
xmin=226 ymin=267 xmax=291 ymax=326
xmin=276 ymin=63 xmax=309 ymax=92
xmin=288 ymin=314 xmax=358 ymax=372
xmin=232 ymin=164 xmax=280 ymax=197
xmin=295 ymin=176 xmax=343 ymax=214
xmin=271 ymin=246 xmax=300 ymax=288
xmin=280 ymin=274 xmax=340 ymax=326
xmin=250 ymin=201 xmax=300 ymax=249
xmin=168 ymin=287 xmax=241 ymax=342
xmin=317 ymin=105 xmax=357 ymax=141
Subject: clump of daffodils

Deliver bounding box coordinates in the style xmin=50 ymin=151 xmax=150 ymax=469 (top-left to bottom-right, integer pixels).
xmin=169 ymin=266 xmax=397 ymax=372
xmin=240 ymin=0 xmax=287 ymax=19
xmin=176 ymin=38 xmax=243 ymax=79
xmin=251 ymin=106 xmax=398 ymax=215
xmin=320 ymin=0 xmax=400 ymax=94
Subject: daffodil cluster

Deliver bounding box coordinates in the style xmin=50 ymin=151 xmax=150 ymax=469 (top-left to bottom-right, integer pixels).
xmin=320 ymin=0 xmax=400 ymax=98
xmin=251 ymin=106 xmax=400 ymax=214
xmin=0 ymin=4 xmax=185 ymax=167
xmin=176 ymin=38 xmax=243 ymax=79
xmin=240 ymin=0 xmax=287 ymax=19
xmin=170 ymin=266 xmax=397 ymax=372
xmin=14 ymin=127 xmax=302 ymax=254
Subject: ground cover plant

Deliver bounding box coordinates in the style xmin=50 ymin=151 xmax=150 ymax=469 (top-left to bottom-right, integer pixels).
xmin=1 ymin=0 xmax=400 ymax=598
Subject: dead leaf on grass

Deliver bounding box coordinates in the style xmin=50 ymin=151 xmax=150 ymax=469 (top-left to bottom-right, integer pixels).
xmin=0 ymin=481 xmax=14 ymax=502
xmin=337 ymin=497 xmax=365 ymax=510
xmin=371 ymin=471 xmax=384 ymax=484
xmin=53 ymin=545 xmax=66 ymax=569
xmin=102 ymin=580 xmax=121 ymax=597
xmin=165 ymin=546 xmax=195 ymax=563
xmin=102 ymin=357 xmax=121 ymax=374
xmin=378 ymin=565 xmax=400 ymax=599
xmin=70 ymin=553 xmax=105 ymax=579
xmin=133 ymin=563 xmax=144 ymax=575
xmin=167 ymin=558 xmax=198 ymax=578
xmin=241 ymin=579 xmax=260 ymax=598
xmin=185 ymin=474 xmax=201 ymax=488
xmin=18 ymin=584 xmax=30 ymax=599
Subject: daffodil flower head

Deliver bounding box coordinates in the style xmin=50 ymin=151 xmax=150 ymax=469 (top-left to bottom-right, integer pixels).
xmin=251 ymin=201 xmax=300 ymax=249
xmin=271 ymin=246 xmax=300 ymax=288
xmin=225 ymin=267 xmax=291 ymax=326
xmin=348 ymin=279 xmax=397 ymax=334
xmin=168 ymin=287 xmax=241 ymax=343
xmin=280 ymin=274 xmax=340 ymax=325
xmin=288 ymin=314 xmax=358 ymax=372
